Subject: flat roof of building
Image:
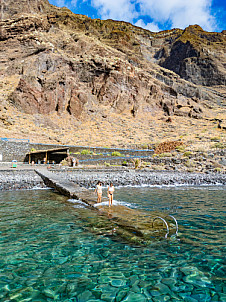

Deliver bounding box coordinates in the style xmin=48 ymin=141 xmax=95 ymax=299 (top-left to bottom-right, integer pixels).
xmin=27 ymin=147 xmax=69 ymax=155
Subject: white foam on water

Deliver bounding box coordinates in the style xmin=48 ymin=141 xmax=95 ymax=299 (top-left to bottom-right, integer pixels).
xmin=116 ymin=183 xmax=225 ymax=190
xmin=88 ymin=182 xmax=225 ymax=191
xmin=163 ymin=184 xmax=226 ymax=191
xmin=67 ymin=198 xmax=80 ymax=203
xmin=93 ymin=199 xmax=137 ymax=208
xmin=67 ymin=199 xmax=88 ymax=208
xmin=25 ymin=186 xmax=52 ymax=191
xmin=113 ymin=199 xmax=138 ymax=208
xmin=72 ymin=204 xmax=87 ymax=209
xmin=116 ymin=183 xmax=189 ymax=189
xmin=94 ymin=201 xmax=109 ymax=207
xmin=206 ymin=185 xmax=225 ymax=190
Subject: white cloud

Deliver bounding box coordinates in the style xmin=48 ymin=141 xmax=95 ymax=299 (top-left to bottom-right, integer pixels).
xmin=52 ymin=0 xmax=217 ymax=32
xmin=137 ymin=0 xmax=216 ymax=31
xmin=71 ymin=0 xmax=78 ymax=7
xmin=91 ymin=0 xmax=137 ymax=22
xmin=55 ymin=0 xmax=77 ymax=8
xmin=90 ymin=0 xmax=216 ymax=31
xmin=135 ymin=19 xmax=160 ymax=32
xmin=56 ymin=0 xmax=66 ymax=7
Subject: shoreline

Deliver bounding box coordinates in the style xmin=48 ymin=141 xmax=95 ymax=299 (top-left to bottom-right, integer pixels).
xmin=0 ymin=168 xmax=225 ymax=191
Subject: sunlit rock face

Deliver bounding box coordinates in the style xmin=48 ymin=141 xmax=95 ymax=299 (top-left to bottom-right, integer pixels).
xmin=158 ymin=25 xmax=226 ymax=86
xmin=0 ymin=0 xmax=225 ymax=132
xmin=0 ymin=0 xmax=51 ymax=19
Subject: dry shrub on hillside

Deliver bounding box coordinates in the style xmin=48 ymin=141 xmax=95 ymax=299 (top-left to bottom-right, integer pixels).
xmin=131 ymin=158 xmax=142 ymax=169
xmin=154 ymin=141 xmax=184 ymax=154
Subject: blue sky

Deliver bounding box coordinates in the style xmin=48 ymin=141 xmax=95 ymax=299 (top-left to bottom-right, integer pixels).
xmin=48 ymin=0 xmax=225 ymax=32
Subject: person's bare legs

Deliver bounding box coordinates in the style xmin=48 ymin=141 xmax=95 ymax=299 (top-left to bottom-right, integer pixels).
xmin=97 ymin=193 xmax=102 ymax=203
xmin=110 ymin=194 xmax=113 ymax=206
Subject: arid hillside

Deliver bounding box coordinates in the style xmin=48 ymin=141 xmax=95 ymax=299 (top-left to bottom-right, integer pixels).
xmin=0 ymin=0 xmax=225 ymax=149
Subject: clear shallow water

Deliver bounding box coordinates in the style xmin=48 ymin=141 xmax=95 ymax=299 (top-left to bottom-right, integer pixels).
xmin=0 ymin=187 xmax=225 ymax=301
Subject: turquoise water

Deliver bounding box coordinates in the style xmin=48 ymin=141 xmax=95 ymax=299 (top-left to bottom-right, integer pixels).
xmin=0 ymin=186 xmax=225 ymax=301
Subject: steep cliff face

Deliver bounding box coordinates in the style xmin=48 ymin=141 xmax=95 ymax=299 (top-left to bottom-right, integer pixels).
xmin=0 ymin=0 xmax=225 ymax=146
xmin=0 ymin=0 xmax=51 ymax=19
xmin=157 ymin=26 xmax=226 ymax=86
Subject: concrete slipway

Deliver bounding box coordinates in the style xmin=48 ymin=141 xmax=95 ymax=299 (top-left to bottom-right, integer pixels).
xmin=36 ymin=169 xmax=179 ymax=245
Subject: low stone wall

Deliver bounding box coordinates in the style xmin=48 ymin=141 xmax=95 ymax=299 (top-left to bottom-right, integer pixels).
xmin=29 ymin=142 xmax=66 ymax=151
xmin=0 ymin=140 xmax=154 ymax=162
xmin=0 ymin=140 xmax=30 ymax=162
xmin=31 ymin=143 xmax=154 ymax=157
xmin=0 ymin=170 xmax=45 ymax=190
xmin=78 ymin=156 xmax=145 ymax=165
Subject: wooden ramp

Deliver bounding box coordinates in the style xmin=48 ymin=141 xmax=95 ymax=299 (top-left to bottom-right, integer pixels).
xmin=35 ymin=169 xmax=178 ymax=244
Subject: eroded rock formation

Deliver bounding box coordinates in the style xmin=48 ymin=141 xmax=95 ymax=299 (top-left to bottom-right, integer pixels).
xmin=0 ymin=0 xmax=225 ymax=144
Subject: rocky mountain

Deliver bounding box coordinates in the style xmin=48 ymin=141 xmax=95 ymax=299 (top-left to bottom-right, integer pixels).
xmin=0 ymin=0 xmax=225 ymax=147
xmin=0 ymin=0 xmax=51 ymax=19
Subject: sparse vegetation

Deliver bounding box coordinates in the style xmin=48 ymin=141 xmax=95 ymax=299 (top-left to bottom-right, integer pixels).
xmin=211 ymin=142 xmax=225 ymax=149
xmin=60 ymin=159 xmax=68 ymax=166
xmin=141 ymin=144 xmax=148 ymax=149
xmin=152 ymin=154 xmax=159 ymax=158
xmin=210 ymin=137 xmax=221 ymax=142
xmin=183 ymin=151 xmax=193 ymax=157
xmin=108 ymin=30 xmax=131 ymax=41
xmin=111 ymin=151 xmax=122 ymax=157
xmin=158 ymin=152 xmax=172 ymax=158
xmin=155 ymin=141 xmax=184 ymax=154
xmin=141 ymin=161 xmax=149 ymax=168
xmin=175 ymin=145 xmax=185 ymax=152
xmin=81 ymin=149 xmax=93 ymax=155
xmin=185 ymin=160 xmax=195 ymax=168
xmin=131 ymin=158 xmax=142 ymax=169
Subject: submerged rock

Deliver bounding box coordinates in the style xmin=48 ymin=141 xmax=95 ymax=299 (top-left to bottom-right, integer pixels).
xmin=111 ymin=279 xmax=127 ymax=288
xmin=116 ymin=289 xmax=128 ymax=302
xmin=161 ymin=278 xmax=177 ymax=288
xmin=180 ymin=266 xmax=212 ymax=288
xmin=122 ymin=292 xmax=148 ymax=301
xmin=149 ymin=282 xmax=171 ymax=296
xmin=77 ymin=290 xmax=94 ymax=302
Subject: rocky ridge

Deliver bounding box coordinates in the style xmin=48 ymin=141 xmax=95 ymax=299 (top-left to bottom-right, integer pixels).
xmin=0 ymin=0 xmax=225 ymax=148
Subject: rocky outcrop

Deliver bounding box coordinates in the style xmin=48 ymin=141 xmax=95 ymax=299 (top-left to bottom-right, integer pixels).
xmin=0 ymin=0 xmax=225 ymax=135
xmin=0 ymin=0 xmax=51 ymax=20
xmin=158 ymin=26 xmax=226 ymax=86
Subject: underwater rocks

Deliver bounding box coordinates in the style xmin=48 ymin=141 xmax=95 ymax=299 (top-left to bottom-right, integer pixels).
xmin=180 ymin=266 xmax=212 ymax=288
xmin=0 ymin=261 xmax=222 ymax=301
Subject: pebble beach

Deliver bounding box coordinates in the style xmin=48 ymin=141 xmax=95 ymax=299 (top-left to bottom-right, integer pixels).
xmin=0 ymin=167 xmax=225 ymax=191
